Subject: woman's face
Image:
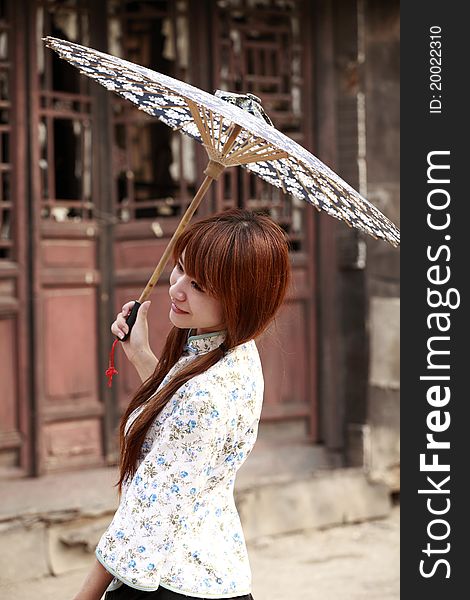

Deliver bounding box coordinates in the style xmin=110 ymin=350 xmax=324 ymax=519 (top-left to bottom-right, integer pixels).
xmin=168 ymin=250 xmax=224 ymax=335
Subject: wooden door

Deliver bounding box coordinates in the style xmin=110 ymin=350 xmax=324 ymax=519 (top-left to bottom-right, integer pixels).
xmin=105 ymin=2 xmax=201 ymax=446
xmin=211 ymin=0 xmax=318 ymax=441
xmin=0 ymin=0 xmax=31 ymax=476
xmin=28 ymin=0 xmax=105 ymax=473
xmin=1 ymin=0 xmax=319 ymax=478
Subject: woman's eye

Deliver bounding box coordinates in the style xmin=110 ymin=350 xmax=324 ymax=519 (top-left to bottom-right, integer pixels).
xmin=191 ymin=281 xmax=204 ymax=292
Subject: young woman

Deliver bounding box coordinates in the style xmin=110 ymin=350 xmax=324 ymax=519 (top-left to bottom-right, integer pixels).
xmin=72 ymin=209 xmax=290 ymax=600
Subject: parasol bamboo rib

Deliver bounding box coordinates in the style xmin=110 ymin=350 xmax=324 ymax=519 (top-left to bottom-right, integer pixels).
xmin=187 ymin=99 xmax=212 ymax=147
xmin=217 ymin=115 xmax=224 ymax=152
xmin=227 ymin=137 xmax=265 ymax=161
xmin=234 ymin=149 xmax=289 ymax=164
xmin=222 ymin=123 xmax=243 ymax=155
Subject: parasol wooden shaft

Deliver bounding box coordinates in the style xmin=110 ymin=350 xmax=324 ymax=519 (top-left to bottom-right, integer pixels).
xmin=137 ymin=170 xmax=218 ymax=303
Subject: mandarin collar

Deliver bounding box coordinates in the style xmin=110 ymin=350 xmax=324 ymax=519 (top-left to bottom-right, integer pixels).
xmin=183 ymin=330 xmax=226 ymax=355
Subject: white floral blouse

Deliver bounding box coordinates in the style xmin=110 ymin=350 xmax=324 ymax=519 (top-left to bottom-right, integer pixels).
xmin=97 ymin=330 xmax=264 ymax=598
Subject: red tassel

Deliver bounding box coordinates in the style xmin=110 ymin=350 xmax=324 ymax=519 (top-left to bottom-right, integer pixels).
xmin=106 ymin=338 xmax=120 ymax=387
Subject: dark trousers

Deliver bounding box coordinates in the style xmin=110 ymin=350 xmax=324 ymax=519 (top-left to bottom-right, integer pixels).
xmin=104 ymin=582 xmax=254 ymax=600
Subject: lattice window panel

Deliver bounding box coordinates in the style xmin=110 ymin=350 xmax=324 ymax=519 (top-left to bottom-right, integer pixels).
xmin=36 ymin=0 xmax=93 ymax=222
xmin=214 ymin=0 xmax=306 ymax=252
xmin=0 ymin=3 xmax=12 ymax=259
xmin=109 ymin=0 xmax=196 ymax=222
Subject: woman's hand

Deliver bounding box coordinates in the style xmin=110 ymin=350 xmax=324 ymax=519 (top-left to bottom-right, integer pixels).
xmin=111 ymin=300 xmax=158 ymax=380
xmin=111 ymin=300 xmax=151 ymax=360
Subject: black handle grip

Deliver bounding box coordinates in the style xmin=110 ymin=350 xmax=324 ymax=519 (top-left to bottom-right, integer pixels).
xmin=120 ymin=301 xmax=141 ymax=342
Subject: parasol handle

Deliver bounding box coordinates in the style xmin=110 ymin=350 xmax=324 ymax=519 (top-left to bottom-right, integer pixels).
xmin=120 ymin=300 xmax=142 ymax=342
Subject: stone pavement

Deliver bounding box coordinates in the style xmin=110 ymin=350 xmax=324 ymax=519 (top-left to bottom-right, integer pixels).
xmin=0 ymin=504 xmax=399 ymax=600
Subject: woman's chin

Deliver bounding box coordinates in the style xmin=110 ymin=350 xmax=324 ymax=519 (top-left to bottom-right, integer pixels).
xmin=169 ymin=311 xmax=189 ymax=328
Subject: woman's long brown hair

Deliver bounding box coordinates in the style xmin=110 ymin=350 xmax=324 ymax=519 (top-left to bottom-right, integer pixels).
xmin=117 ymin=209 xmax=291 ymax=492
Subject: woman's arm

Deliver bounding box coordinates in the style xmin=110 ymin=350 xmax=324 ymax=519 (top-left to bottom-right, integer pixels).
xmin=111 ymin=300 xmax=159 ymax=381
xmin=72 ymin=557 xmax=114 ymax=600
xmin=131 ymin=347 xmax=159 ymax=382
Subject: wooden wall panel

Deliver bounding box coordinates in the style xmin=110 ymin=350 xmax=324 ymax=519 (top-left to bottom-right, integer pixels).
xmin=44 ymin=418 xmax=102 ymax=470
xmin=257 ymin=272 xmax=312 ymax=425
xmin=42 ymin=240 xmax=96 ymax=269
xmin=115 ymin=239 xmax=172 ymax=269
xmin=43 ymin=289 xmax=98 ymax=402
xmin=0 ymin=319 xmax=18 ymax=434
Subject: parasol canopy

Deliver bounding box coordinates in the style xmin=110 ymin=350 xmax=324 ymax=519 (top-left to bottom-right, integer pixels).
xmin=44 ymin=36 xmax=400 ymax=249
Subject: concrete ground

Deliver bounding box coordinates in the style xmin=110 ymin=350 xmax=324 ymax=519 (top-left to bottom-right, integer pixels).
xmin=0 ymin=504 xmax=399 ymax=600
